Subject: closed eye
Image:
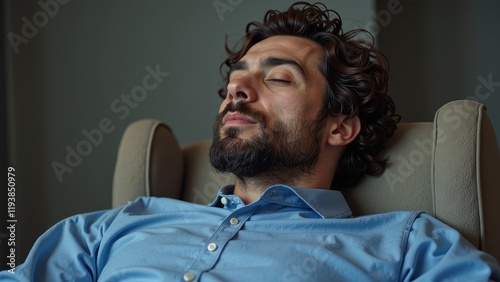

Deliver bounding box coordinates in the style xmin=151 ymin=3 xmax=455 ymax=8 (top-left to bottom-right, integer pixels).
xmin=269 ymin=78 xmax=291 ymax=84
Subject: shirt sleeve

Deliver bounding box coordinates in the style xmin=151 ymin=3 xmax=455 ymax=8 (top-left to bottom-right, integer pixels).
xmin=400 ymin=212 xmax=500 ymax=281
xmin=0 ymin=207 xmax=122 ymax=281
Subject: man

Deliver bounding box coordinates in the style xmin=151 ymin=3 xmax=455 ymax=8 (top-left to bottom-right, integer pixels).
xmin=2 ymin=2 xmax=500 ymax=281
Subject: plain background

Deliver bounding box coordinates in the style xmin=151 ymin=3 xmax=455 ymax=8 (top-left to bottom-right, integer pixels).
xmin=2 ymin=0 xmax=499 ymax=265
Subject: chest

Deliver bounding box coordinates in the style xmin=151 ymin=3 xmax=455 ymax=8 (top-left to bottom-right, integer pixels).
xmin=96 ymin=211 xmax=408 ymax=281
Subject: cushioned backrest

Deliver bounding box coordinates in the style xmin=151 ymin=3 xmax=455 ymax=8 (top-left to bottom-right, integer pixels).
xmin=182 ymin=141 xmax=235 ymax=204
xmin=340 ymin=100 xmax=500 ymax=257
xmin=341 ymin=123 xmax=434 ymax=215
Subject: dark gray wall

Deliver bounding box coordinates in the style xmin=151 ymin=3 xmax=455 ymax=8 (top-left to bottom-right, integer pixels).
xmin=376 ymin=0 xmax=500 ymax=139
xmin=5 ymin=0 xmax=373 ymax=264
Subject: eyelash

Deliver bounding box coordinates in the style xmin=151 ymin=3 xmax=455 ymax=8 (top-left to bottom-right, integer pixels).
xmin=269 ymin=79 xmax=291 ymax=84
xmin=228 ymin=73 xmax=292 ymax=84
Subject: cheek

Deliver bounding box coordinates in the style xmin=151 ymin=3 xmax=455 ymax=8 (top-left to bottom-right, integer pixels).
xmin=278 ymin=101 xmax=317 ymax=121
xmin=302 ymin=97 xmax=325 ymax=119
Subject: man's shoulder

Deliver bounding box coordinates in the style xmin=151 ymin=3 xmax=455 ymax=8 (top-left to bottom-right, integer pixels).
xmin=349 ymin=210 xmax=422 ymax=231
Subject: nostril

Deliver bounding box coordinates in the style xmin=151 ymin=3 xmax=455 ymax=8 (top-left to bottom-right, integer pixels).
xmin=237 ymin=91 xmax=248 ymax=99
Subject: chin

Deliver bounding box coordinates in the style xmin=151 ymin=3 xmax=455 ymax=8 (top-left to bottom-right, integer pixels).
xmin=222 ymin=126 xmax=260 ymax=140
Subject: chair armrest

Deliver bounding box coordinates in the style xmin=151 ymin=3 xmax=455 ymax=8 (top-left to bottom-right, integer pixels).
xmin=112 ymin=119 xmax=183 ymax=208
xmin=433 ymin=100 xmax=500 ymax=260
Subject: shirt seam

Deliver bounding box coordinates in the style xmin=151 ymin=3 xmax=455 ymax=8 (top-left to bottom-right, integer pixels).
xmin=396 ymin=211 xmax=422 ymax=281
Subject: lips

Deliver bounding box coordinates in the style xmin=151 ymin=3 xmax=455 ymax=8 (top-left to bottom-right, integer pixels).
xmin=222 ymin=112 xmax=258 ymax=126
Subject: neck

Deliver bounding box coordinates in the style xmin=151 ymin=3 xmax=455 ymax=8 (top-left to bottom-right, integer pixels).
xmin=233 ymin=178 xmax=267 ymax=205
xmin=231 ymin=145 xmax=343 ymax=205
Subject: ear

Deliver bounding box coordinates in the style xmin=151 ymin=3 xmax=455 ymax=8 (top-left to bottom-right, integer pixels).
xmin=326 ymin=115 xmax=361 ymax=146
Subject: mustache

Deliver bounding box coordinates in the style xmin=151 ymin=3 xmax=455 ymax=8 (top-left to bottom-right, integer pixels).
xmin=216 ymin=102 xmax=266 ymax=126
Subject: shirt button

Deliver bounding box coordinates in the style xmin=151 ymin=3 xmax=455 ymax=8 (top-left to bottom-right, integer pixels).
xmin=221 ymin=197 xmax=228 ymax=205
xmin=207 ymin=242 xmax=218 ymax=252
xmin=183 ymin=272 xmax=195 ymax=281
xmin=230 ymin=217 xmax=239 ymax=225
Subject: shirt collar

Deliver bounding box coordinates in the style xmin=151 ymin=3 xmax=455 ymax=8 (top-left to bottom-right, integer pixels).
xmin=209 ymin=184 xmax=352 ymax=219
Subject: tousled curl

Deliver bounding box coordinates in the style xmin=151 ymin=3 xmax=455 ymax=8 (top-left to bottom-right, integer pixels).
xmin=218 ymin=1 xmax=400 ymax=188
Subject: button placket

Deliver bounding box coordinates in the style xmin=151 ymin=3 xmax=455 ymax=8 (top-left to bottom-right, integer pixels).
xmin=182 ymin=205 xmax=259 ymax=278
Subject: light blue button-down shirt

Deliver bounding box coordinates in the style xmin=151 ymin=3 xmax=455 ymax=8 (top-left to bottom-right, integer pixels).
xmin=2 ymin=185 xmax=499 ymax=281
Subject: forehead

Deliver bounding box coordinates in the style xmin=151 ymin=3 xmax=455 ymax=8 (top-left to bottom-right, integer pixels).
xmin=241 ymin=36 xmax=324 ymax=70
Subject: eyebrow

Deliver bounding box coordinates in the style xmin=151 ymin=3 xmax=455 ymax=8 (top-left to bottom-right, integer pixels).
xmin=230 ymin=56 xmax=307 ymax=79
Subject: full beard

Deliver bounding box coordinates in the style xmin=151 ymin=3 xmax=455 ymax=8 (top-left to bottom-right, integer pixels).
xmin=209 ymin=102 xmax=327 ymax=186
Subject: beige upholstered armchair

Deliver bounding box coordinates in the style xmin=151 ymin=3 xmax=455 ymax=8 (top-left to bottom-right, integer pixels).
xmin=112 ymin=100 xmax=500 ymax=262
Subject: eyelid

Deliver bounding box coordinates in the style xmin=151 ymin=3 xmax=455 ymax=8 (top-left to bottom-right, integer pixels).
xmin=268 ymin=79 xmax=291 ymax=85
xmin=229 ymin=69 xmax=297 ymax=84
xmin=267 ymin=71 xmax=294 ymax=82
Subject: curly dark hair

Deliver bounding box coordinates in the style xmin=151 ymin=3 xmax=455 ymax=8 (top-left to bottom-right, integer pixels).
xmin=218 ymin=1 xmax=400 ymax=188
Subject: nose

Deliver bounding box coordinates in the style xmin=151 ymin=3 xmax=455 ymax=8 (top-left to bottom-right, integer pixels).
xmin=225 ymin=75 xmax=257 ymax=104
